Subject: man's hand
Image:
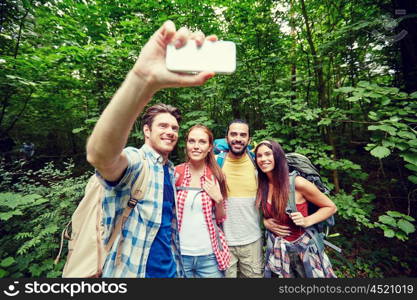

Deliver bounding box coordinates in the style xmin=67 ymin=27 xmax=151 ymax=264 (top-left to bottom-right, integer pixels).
xmin=264 ymin=218 xmax=291 ymax=237
xmin=132 ymin=20 xmax=217 ymax=92
xmin=202 ymin=175 xmax=223 ymax=204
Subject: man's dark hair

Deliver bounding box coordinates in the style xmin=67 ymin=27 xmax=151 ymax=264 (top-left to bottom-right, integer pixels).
xmin=141 ymin=103 xmax=181 ymax=128
xmin=226 ymin=119 xmax=250 ymax=136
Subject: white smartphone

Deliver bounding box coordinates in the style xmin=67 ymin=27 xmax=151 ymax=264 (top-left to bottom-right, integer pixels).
xmin=166 ymin=40 xmax=236 ymax=74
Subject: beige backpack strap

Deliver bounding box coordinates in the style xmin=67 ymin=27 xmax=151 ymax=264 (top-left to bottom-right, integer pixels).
xmin=113 ymin=207 xmax=133 ymax=266
xmin=54 ymin=221 xmax=71 ymax=264
xmin=100 ymin=205 xmax=131 ymax=267
xmin=104 ymin=149 xmax=150 ymax=262
xmin=128 ymin=150 xmax=150 ymax=207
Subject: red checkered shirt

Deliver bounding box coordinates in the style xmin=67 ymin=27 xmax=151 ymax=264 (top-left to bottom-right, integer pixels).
xmin=175 ymin=163 xmax=231 ymax=271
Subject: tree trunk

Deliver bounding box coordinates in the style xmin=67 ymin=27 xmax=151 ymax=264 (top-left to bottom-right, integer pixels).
xmin=299 ymin=0 xmax=340 ymax=192
xmin=328 ymin=131 xmax=340 ymax=194
xmin=393 ymin=0 xmax=417 ymax=93
xmin=290 ymin=0 xmax=297 ymax=101
xmin=299 ymin=0 xmax=327 ymax=108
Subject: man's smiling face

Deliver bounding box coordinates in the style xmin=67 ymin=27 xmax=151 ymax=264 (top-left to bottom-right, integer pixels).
xmin=144 ymin=112 xmax=179 ymax=158
xmin=226 ymin=122 xmax=250 ymax=157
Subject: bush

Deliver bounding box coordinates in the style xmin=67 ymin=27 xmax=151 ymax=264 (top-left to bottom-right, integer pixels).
xmin=0 ymin=159 xmax=90 ymax=278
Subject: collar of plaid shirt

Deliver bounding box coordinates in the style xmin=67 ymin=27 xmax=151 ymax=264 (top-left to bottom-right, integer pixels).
xmin=100 ymin=144 xmax=184 ymax=278
xmin=175 ymin=163 xmax=231 ymax=271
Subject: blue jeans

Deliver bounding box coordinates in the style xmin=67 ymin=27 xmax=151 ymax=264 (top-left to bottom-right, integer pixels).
xmin=182 ymin=254 xmax=224 ymax=278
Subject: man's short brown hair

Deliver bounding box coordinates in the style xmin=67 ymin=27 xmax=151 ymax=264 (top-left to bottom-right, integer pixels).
xmin=141 ymin=103 xmax=181 ymax=129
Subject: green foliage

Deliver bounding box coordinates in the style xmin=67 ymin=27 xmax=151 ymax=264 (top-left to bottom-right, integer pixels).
xmin=336 ymin=82 xmax=417 ymax=185
xmin=0 ymin=193 xmax=47 ymax=221
xmin=370 ymin=146 xmax=390 ymax=159
xmin=333 ymin=191 xmax=374 ymax=230
xmin=182 ymin=110 xmax=215 ymax=130
xmin=331 ymin=251 xmax=381 ymax=278
xmin=374 ymin=211 xmax=415 ymax=241
xmin=333 ymin=190 xmax=415 ymax=241
xmin=334 ymin=257 xmax=384 ymax=278
xmin=0 ymin=160 xmax=89 ymax=278
xmin=1 ymin=0 xmax=416 ymax=278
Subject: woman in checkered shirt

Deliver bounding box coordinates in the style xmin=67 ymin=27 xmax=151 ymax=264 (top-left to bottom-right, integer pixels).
xmin=174 ymin=125 xmax=231 ymax=278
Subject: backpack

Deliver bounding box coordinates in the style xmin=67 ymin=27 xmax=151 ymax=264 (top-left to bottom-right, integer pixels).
xmin=285 ymin=153 xmax=341 ymax=253
xmin=213 ymin=138 xmax=230 ymax=155
xmin=54 ymin=150 xmax=150 ymax=277
xmin=213 ymin=138 xmax=256 ymax=168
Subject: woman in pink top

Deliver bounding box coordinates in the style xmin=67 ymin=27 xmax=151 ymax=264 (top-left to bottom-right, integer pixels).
xmin=254 ymin=140 xmax=337 ymax=278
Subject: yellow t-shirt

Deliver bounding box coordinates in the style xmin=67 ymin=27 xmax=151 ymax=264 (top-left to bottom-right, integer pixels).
xmin=222 ymin=154 xmax=258 ymax=197
xmin=221 ymin=153 xmax=261 ymax=246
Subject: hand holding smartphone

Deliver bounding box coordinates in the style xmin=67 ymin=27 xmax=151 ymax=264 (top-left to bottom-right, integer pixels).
xmin=166 ymin=40 xmax=236 ymax=74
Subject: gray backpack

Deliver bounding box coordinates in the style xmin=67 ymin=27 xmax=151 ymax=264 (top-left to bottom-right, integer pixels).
xmin=285 ymin=153 xmax=341 ymax=253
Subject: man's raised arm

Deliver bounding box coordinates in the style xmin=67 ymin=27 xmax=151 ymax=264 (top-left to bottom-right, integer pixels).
xmin=86 ymin=21 xmax=216 ymax=181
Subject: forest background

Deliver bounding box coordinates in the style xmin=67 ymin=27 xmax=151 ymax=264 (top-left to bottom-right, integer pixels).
xmin=1 ymin=0 xmax=416 ymax=278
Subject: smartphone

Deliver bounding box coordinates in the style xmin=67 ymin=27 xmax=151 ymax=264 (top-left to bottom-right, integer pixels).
xmin=166 ymin=40 xmax=236 ymax=74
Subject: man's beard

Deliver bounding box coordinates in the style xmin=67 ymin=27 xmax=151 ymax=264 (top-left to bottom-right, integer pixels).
xmin=228 ymin=141 xmax=248 ymax=156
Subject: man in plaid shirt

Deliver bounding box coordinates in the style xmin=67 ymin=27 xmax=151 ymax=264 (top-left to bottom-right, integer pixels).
xmin=86 ymin=21 xmax=217 ymax=277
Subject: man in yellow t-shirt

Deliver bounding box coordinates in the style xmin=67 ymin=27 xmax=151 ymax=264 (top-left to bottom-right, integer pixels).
xmin=218 ymin=120 xmax=263 ymax=278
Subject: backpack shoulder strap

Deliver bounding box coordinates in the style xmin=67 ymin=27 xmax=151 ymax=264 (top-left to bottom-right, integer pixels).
xmin=176 ymin=186 xmax=202 ymax=210
xmin=287 ymin=171 xmax=297 ymax=213
xmin=104 ymin=149 xmax=150 ymax=257
xmin=287 ymin=171 xmax=328 ymax=255
xmin=174 ymin=163 xmax=187 ymax=187
xmin=247 ymin=150 xmax=258 ymax=181
xmin=130 ymin=149 xmax=150 ymax=205
xmin=176 ymin=186 xmax=202 ymax=192
xmin=246 ymin=148 xmax=256 ymax=168
xmin=216 ymin=152 xmax=227 ymax=168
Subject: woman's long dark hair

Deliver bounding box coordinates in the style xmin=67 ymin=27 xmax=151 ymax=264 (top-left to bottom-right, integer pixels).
xmin=185 ymin=124 xmax=228 ymax=201
xmin=255 ymin=140 xmax=289 ymax=223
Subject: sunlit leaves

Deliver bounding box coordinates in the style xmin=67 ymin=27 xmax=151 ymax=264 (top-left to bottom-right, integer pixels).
xmin=401 ymin=153 xmax=417 ymax=166
xmin=376 ymin=211 xmax=416 ymax=241
xmin=368 ymin=124 xmax=397 ymax=136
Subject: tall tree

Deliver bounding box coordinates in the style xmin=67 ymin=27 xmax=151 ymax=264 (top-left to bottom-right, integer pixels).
xmin=392 ymin=0 xmax=417 ymax=93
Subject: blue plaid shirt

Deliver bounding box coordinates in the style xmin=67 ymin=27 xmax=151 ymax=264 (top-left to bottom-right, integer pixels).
xmin=96 ymin=144 xmax=184 ymax=277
